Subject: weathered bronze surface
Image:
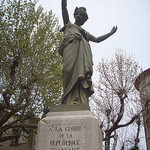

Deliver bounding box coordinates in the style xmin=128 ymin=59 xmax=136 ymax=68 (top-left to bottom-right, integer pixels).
xmin=59 ymin=0 xmax=117 ymax=105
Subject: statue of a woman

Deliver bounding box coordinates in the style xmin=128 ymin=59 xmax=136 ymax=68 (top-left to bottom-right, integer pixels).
xmin=59 ymin=0 xmax=117 ymax=105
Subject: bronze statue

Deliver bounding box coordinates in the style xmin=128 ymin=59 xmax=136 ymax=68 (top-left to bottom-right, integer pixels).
xmin=59 ymin=0 xmax=117 ymax=105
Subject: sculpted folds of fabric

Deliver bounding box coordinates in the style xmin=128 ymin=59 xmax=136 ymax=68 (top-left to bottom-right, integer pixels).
xmin=59 ymin=22 xmax=94 ymax=104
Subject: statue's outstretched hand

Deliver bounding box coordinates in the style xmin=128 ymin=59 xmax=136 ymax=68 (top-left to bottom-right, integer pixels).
xmin=111 ymin=26 xmax=117 ymax=35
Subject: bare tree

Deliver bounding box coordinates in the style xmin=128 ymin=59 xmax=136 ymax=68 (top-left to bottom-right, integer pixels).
xmin=91 ymin=50 xmax=143 ymax=150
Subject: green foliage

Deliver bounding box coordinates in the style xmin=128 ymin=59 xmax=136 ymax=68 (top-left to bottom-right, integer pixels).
xmin=0 ymin=0 xmax=63 ymax=142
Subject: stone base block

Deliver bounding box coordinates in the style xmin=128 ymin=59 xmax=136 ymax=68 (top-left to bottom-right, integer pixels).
xmin=36 ymin=110 xmax=102 ymax=150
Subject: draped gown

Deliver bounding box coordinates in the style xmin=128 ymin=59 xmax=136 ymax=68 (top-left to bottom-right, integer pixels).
xmin=58 ymin=21 xmax=94 ymax=104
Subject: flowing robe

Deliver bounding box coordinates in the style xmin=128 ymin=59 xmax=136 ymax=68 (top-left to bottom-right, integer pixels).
xmin=58 ymin=21 xmax=94 ymax=104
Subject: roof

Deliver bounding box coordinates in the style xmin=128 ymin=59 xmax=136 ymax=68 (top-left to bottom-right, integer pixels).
xmin=135 ymin=68 xmax=150 ymax=91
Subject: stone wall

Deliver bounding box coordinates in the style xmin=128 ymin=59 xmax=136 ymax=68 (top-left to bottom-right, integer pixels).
xmin=135 ymin=68 xmax=150 ymax=150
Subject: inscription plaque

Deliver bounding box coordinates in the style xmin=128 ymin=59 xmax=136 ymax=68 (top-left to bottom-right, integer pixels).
xmin=48 ymin=124 xmax=85 ymax=150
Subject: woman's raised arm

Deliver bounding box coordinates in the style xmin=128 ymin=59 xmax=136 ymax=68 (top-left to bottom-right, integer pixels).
xmin=89 ymin=26 xmax=117 ymax=43
xmin=62 ymin=0 xmax=70 ymax=25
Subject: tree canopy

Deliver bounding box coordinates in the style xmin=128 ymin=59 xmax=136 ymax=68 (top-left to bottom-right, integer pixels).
xmin=0 ymin=0 xmax=63 ymax=143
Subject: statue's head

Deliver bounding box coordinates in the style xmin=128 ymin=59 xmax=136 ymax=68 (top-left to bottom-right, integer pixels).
xmin=74 ymin=7 xmax=89 ymax=26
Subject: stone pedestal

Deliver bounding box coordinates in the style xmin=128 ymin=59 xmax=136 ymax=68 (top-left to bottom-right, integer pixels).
xmin=36 ymin=109 xmax=102 ymax=150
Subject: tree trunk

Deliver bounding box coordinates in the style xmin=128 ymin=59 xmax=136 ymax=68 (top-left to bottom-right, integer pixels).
xmin=112 ymin=131 xmax=118 ymax=150
xmin=105 ymin=134 xmax=110 ymax=150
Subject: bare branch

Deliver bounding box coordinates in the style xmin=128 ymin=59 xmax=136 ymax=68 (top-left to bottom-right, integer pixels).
xmin=117 ymin=114 xmax=139 ymax=129
xmin=107 ymin=97 xmax=125 ymax=134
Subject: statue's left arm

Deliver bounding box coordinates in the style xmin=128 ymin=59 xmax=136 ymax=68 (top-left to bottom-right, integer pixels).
xmin=89 ymin=26 xmax=117 ymax=43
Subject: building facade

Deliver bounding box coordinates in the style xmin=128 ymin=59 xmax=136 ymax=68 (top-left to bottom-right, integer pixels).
xmin=135 ymin=68 xmax=150 ymax=150
xmin=0 ymin=117 xmax=35 ymax=150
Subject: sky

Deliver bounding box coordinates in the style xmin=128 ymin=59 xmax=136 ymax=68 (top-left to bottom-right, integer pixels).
xmin=37 ymin=0 xmax=150 ymax=78
xmin=37 ymin=1 xmax=149 ymax=148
